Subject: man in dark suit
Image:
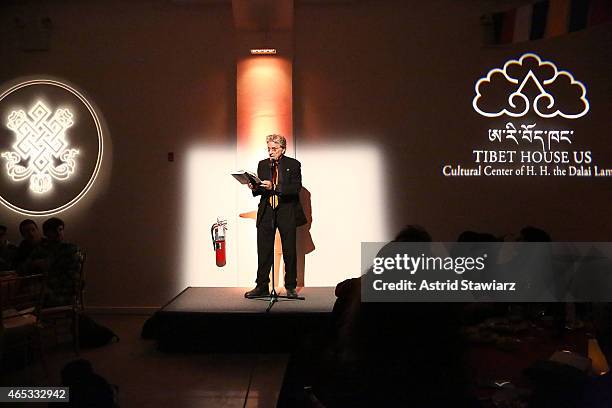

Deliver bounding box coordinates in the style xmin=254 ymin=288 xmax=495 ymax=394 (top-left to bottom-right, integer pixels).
xmin=245 ymin=134 xmax=307 ymax=299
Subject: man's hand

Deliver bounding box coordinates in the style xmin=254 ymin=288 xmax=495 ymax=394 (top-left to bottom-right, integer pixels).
xmin=261 ymin=180 xmax=273 ymax=190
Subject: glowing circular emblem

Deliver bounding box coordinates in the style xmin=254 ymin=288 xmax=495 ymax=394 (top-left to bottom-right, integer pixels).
xmin=0 ymin=78 xmax=103 ymax=215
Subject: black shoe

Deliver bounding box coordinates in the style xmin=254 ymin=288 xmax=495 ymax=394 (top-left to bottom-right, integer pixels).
xmin=286 ymin=288 xmax=298 ymax=299
xmin=245 ymin=286 xmax=270 ymax=298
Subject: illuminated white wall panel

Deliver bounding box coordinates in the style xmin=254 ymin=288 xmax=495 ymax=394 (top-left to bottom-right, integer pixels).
xmin=235 ymin=143 xmax=269 ymax=288
xmin=182 ymin=146 xmax=241 ymax=288
xmin=298 ymin=144 xmax=388 ymax=286
xmin=183 ymin=143 xmax=388 ymax=288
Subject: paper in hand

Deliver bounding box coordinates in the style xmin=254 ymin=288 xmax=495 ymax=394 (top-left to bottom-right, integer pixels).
xmin=231 ymin=170 xmax=262 ymax=185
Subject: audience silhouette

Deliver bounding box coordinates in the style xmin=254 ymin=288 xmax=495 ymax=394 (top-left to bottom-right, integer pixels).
xmin=0 ymin=225 xmax=17 ymax=271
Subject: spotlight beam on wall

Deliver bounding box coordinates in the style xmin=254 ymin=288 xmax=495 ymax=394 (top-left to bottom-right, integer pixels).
xmin=181 ymin=142 xmax=389 ymax=288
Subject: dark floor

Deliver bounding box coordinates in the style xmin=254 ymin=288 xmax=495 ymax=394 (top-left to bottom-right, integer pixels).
xmin=1 ymin=314 xmax=289 ymax=407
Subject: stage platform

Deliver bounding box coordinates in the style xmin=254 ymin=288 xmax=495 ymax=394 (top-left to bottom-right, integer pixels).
xmin=156 ymin=287 xmax=336 ymax=352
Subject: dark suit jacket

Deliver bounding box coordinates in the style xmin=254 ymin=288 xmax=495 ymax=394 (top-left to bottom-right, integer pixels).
xmin=252 ymin=155 xmax=307 ymax=228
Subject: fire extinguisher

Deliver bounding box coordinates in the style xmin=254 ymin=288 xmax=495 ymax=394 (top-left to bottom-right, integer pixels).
xmin=211 ymin=217 xmax=228 ymax=267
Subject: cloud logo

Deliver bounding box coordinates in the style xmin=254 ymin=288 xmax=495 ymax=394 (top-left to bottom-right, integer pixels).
xmin=473 ymin=53 xmax=589 ymax=119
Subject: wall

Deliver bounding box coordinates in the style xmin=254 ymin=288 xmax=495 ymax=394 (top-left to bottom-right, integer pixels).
xmin=0 ymin=0 xmax=610 ymax=307
xmin=0 ymin=0 xmax=236 ymax=308
xmin=294 ymin=0 xmax=612 ymax=241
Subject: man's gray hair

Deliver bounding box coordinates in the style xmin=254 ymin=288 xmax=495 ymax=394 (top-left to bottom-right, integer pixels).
xmin=266 ymin=134 xmax=287 ymax=149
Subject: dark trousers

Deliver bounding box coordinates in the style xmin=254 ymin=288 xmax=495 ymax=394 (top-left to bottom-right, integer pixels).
xmin=256 ymin=202 xmax=297 ymax=289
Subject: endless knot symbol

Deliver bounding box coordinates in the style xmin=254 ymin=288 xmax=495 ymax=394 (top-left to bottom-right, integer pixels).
xmin=1 ymin=101 xmax=79 ymax=193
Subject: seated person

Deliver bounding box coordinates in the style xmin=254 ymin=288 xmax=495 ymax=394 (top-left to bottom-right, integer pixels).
xmin=50 ymin=359 xmax=118 ymax=408
xmin=0 ymin=224 xmax=17 ymax=271
xmin=14 ymin=219 xmax=48 ymax=275
xmin=41 ymin=217 xmax=81 ymax=308
xmin=319 ymin=225 xmax=470 ymax=407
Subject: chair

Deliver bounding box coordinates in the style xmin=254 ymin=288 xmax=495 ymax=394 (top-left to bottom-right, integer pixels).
xmin=40 ymin=249 xmax=86 ymax=355
xmin=0 ymin=273 xmax=47 ymax=376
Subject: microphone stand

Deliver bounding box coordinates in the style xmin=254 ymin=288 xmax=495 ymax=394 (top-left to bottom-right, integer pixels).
xmin=251 ymin=158 xmax=305 ymax=313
